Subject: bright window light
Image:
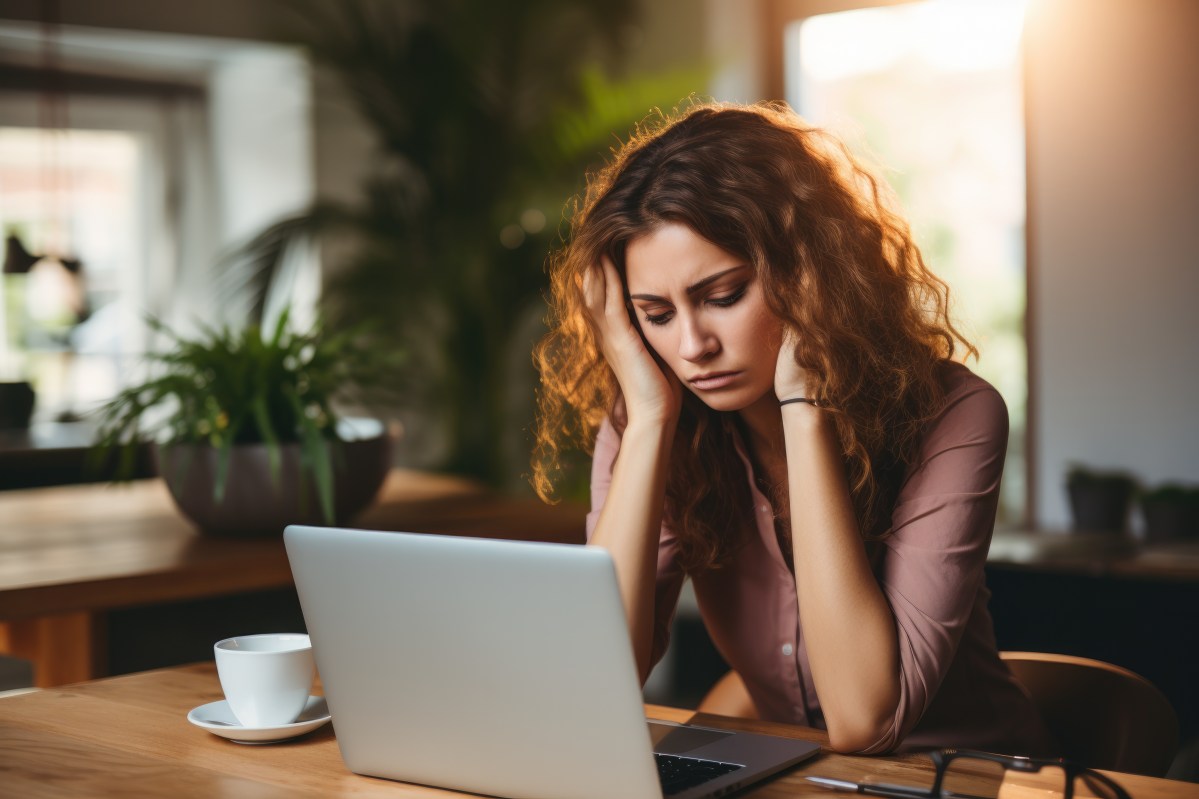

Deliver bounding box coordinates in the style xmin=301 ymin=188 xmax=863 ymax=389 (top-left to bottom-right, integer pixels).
xmin=0 ymin=127 xmax=143 ymax=419
xmin=785 ymin=0 xmax=1029 ymax=526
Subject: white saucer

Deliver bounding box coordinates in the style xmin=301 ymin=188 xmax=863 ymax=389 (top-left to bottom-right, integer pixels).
xmin=187 ymin=696 xmax=331 ymax=743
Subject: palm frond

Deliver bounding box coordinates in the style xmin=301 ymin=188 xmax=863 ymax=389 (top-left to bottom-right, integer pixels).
xmin=246 ymin=0 xmax=705 ymax=486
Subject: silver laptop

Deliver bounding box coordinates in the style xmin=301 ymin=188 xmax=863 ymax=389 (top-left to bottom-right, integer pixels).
xmin=284 ymin=525 xmax=820 ymax=799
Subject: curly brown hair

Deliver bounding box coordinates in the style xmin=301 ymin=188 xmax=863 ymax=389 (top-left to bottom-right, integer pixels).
xmin=532 ymin=101 xmax=974 ymax=574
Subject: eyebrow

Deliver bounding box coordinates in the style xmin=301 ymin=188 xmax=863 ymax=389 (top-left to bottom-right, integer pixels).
xmin=627 ymin=265 xmax=750 ymax=302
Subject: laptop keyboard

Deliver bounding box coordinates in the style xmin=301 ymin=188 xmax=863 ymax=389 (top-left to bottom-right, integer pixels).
xmin=655 ymin=753 xmax=744 ymax=796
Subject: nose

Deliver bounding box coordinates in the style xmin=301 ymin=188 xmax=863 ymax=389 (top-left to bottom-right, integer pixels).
xmin=678 ymin=313 xmax=719 ymax=363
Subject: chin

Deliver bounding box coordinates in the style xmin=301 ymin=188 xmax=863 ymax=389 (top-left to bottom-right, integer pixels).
xmin=691 ymin=388 xmax=761 ymax=413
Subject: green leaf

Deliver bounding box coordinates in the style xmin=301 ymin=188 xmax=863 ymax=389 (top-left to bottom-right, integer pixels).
xmin=214 ymin=436 xmax=233 ymax=505
xmin=252 ymin=395 xmax=282 ymax=486
xmin=288 ymin=388 xmax=336 ymax=524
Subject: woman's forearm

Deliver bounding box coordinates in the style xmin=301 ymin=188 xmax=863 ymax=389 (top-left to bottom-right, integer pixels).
xmin=588 ymin=417 xmax=677 ymax=684
xmin=783 ymin=403 xmax=900 ymax=752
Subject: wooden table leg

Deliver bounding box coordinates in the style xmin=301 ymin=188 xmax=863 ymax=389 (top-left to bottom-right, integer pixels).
xmin=0 ymin=612 xmax=106 ymax=687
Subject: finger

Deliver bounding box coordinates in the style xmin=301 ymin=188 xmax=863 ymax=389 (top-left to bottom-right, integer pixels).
xmin=779 ymin=324 xmax=801 ymax=362
xmin=599 ymin=255 xmax=626 ymax=319
xmin=581 ymin=261 xmax=604 ymax=313
xmin=602 ymin=258 xmax=646 ymax=346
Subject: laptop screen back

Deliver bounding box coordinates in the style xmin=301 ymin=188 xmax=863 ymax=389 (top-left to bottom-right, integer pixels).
xmin=284 ymin=526 xmax=663 ymax=799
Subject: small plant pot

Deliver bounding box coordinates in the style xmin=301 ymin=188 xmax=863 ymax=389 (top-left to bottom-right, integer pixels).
xmin=156 ymin=422 xmax=393 ymax=538
xmin=1066 ymin=477 xmax=1135 ymax=534
xmin=0 ymin=380 xmax=35 ymax=429
xmin=1140 ymin=493 xmax=1199 ymax=543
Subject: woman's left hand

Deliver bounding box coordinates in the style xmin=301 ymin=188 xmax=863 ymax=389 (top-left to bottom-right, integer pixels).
xmin=774 ymin=326 xmax=815 ymax=403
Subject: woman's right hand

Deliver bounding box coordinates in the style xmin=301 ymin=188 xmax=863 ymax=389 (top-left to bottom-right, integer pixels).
xmin=582 ymin=256 xmax=683 ymax=427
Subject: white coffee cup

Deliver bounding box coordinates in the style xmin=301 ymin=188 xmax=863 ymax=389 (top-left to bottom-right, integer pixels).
xmin=214 ymin=633 xmax=314 ymax=728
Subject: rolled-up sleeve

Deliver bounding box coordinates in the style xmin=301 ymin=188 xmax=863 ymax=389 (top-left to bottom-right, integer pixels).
xmin=585 ymin=417 xmax=686 ymax=670
xmin=860 ymin=380 xmax=1008 ymax=754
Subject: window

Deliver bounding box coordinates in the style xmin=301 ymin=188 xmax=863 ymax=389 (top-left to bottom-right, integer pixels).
xmin=0 ymin=126 xmax=143 ymax=419
xmin=0 ymin=22 xmax=315 ymax=428
xmin=784 ymin=0 xmax=1029 ymax=526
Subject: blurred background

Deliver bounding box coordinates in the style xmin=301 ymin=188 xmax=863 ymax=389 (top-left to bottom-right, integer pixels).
xmin=0 ymin=0 xmax=1197 ymax=767
xmin=1 ymin=0 xmax=1195 ymax=531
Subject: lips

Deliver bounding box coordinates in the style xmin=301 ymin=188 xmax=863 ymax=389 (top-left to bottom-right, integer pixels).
xmin=688 ymin=371 xmax=742 ymax=390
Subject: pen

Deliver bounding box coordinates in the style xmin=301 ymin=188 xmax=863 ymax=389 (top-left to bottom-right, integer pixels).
xmin=805 ymin=776 xmax=987 ymax=799
xmin=804 ymin=776 xmax=933 ymax=799
xmin=810 ymin=772 xmax=930 ymax=791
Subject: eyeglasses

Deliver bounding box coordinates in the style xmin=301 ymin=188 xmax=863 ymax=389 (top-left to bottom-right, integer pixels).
xmin=805 ymin=749 xmax=1132 ymax=799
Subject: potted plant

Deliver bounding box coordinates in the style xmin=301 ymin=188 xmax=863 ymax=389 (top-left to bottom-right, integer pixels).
xmin=1139 ymin=483 xmax=1199 ymax=542
xmin=1065 ymin=464 xmax=1138 ymax=534
xmin=92 ymin=310 xmax=400 ymax=537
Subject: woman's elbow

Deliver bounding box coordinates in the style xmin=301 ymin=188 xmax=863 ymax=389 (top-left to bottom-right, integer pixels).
xmin=827 ymin=727 xmax=889 ymax=755
xmin=824 ymin=707 xmax=899 ymax=754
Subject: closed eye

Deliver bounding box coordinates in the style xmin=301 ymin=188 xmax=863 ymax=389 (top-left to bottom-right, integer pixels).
xmin=640 ymin=284 xmax=748 ymax=326
xmin=643 ymin=310 xmax=673 ymax=326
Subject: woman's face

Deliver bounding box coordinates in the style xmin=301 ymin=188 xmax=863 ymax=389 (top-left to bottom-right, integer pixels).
xmin=624 ymin=222 xmax=783 ymax=413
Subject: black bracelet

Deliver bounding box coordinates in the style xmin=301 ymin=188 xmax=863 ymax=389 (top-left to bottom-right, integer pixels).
xmin=779 ymin=397 xmax=821 ymax=408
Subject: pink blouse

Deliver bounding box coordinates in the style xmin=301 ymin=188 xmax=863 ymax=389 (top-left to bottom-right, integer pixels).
xmin=585 ymin=362 xmax=1057 ymax=755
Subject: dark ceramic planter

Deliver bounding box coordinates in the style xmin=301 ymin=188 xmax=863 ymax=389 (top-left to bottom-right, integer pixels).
xmin=0 ymin=380 xmax=35 ymax=429
xmin=1141 ymin=496 xmax=1199 ymax=542
xmin=155 ymin=420 xmax=393 ymax=538
xmin=1066 ymin=478 xmax=1135 ymax=534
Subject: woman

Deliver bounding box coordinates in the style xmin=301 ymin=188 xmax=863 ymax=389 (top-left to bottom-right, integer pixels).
xmin=532 ymin=102 xmax=1055 ymax=756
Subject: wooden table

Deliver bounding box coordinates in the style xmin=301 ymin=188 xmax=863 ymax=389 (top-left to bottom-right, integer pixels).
xmin=0 ymin=419 xmax=155 ymax=490
xmin=0 ymin=663 xmax=1188 ymax=799
xmin=988 ymin=530 xmax=1199 ymax=581
xmin=0 ymin=471 xmax=586 ymax=686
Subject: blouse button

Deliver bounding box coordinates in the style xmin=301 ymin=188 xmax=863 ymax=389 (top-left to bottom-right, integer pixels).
xmin=781 ymin=643 xmax=794 ymax=657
